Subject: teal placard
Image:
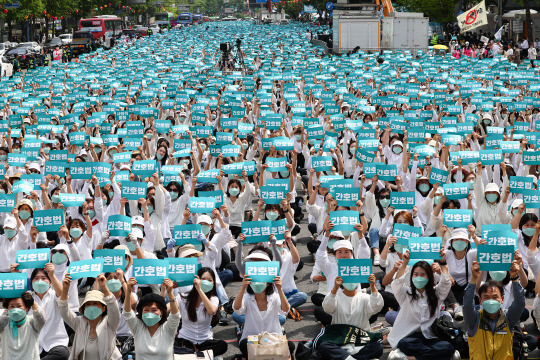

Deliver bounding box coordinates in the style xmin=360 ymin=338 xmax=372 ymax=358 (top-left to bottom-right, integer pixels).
xmin=69 ymin=162 xmax=95 ymax=179
xmin=0 ymin=194 xmax=17 ymax=212
xmin=49 ymin=150 xmax=69 ymax=161
xmin=121 ymin=181 xmax=147 ymax=200
xmin=393 ymin=223 xmax=422 ymax=247
xmin=338 ymin=258 xmax=372 ymax=283
xmin=0 ymin=273 xmax=27 ymax=298
xmin=523 ymin=190 xmax=540 ymax=208
xmin=20 ymin=173 xmax=42 ymax=190
xmin=241 ymin=220 xmax=272 ymax=244
xmin=479 ymin=150 xmax=503 ymax=165
xmin=34 ymin=209 xmax=64 ymax=232
xmin=332 ymin=187 xmax=361 ymax=207
xmin=93 ymin=249 xmax=126 ymax=273
xmin=173 ymin=224 xmax=202 ymax=246
xmin=167 ymin=258 xmax=199 ymax=286
xmin=68 ymin=131 xmax=87 ymax=146
xmin=132 ymin=160 xmax=158 ymax=179
xmin=509 ymin=176 xmax=534 ymax=194
xmin=408 ymin=237 xmax=442 ymax=260
xmin=443 ymin=183 xmax=469 ymax=200
xmin=312 ymin=156 xmax=333 ymax=172
xmin=260 ymin=185 xmax=286 ymax=205
xmin=107 ymin=215 xmax=132 ymax=237
xmin=59 ymin=193 xmax=85 ymax=207
xmin=390 ymin=192 xmax=415 ymax=209
xmin=482 ymin=224 xmax=512 ymax=238
xmin=197 ymin=169 xmax=220 ymax=184
xmin=15 ymin=248 xmax=50 ymax=269
xmin=245 ymin=261 xmax=280 ymax=283
xmin=12 ymin=180 xmax=33 ymax=194
xmin=485 ymin=230 xmax=518 ymax=250
xmin=44 ymin=161 xmax=68 ymax=177
xmin=198 ymin=190 xmax=224 ymax=209
xmin=265 ymin=157 xmax=288 ymax=172
xmin=133 ymin=259 xmax=169 ymax=284
xmin=355 ymin=148 xmax=375 ymax=163
xmin=8 ymin=153 xmax=27 ymax=167
xmin=329 ymin=210 xmax=359 ymax=232
xmin=113 ymin=152 xmax=132 ymax=163
xmin=188 ymin=196 xmax=216 ymax=213
xmin=428 ymin=168 xmax=448 ymax=186
xmin=376 ymin=164 xmax=397 ymax=181
xmin=477 ymin=245 xmax=514 ymax=271
xmin=443 ymin=209 xmax=473 ymax=228
xmin=67 ymin=258 xmax=104 ymax=280
xmin=523 ymin=151 xmax=540 ymax=165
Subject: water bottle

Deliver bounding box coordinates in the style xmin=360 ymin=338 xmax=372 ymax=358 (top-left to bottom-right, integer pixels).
xmin=375 ymin=280 xmax=382 ymax=291
xmin=306 ymin=340 xmax=313 ymax=349
xmin=127 ymin=356 xmax=133 ymax=360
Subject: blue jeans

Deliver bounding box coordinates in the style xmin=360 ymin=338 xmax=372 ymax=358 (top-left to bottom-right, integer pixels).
xmin=398 ymin=332 xmax=454 ymax=360
xmin=369 ymin=227 xmax=380 ymax=250
xmin=316 ymin=341 xmax=383 ymax=360
xmin=218 ymin=269 xmax=233 ymax=287
xmin=216 ymin=283 xmax=228 ymax=305
xmin=286 ymin=291 xmax=307 ymax=309
xmin=232 ymin=312 xmax=286 ymax=326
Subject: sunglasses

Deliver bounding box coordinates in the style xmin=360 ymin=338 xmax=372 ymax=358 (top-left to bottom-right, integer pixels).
xmin=51 ymin=249 xmax=66 ymax=255
xmin=380 ymin=196 xmax=390 ymax=200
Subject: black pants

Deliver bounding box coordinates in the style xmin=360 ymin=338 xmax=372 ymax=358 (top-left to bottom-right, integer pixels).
xmin=450 ymin=283 xmax=467 ymax=305
xmin=380 ymin=290 xmax=399 ymax=312
xmin=316 ymin=341 xmax=383 ymax=360
xmin=314 ymin=306 xmax=332 ymax=326
xmin=174 ymin=337 xmax=228 ymax=356
xmin=239 ymin=338 xmax=295 ymax=358
xmin=40 ymin=346 xmax=70 ymax=360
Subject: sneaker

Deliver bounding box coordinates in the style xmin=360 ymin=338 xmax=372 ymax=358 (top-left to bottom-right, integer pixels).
xmin=219 ymin=310 xmax=229 ymax=326
xmin=235 ymin=325 xmax=243 ymax=342
xmin=452 ymin=350 xmax=461 ymax=360
xmin=388 ymin=349 xmax=408 ymax=360
xmin=288 ymin=308 xmax=302 ymax=321
xmin=454 ymin=306 xmax=463 ymax=321
xmin=373 ymin=253 xmax=380 ymax=266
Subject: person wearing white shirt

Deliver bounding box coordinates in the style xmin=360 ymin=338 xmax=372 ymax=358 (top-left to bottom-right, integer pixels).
xmin=173 ymin=267 xmax=227 ymax=358
xmin=233 ymin=253 xmax=291 ymax=359
xmin=224 ymin=171 xmax=252 ymax=239
xmin=123 ymin=278 xmax=181 ymax=360
xmin=0 ymin=215 xmax=28 ymax=272
xmin=315 ymin=273 xmax=384 ymax=360
xmin=387 ymin=250 xmax=458 ymax=360
xmin=29 ymin=265 xmax=69 ymax=359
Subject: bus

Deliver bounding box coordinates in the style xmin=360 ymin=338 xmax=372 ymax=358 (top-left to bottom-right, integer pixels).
xmin=193 ymin=14 xmax=203 ymax=24
xmin=79 ymin=15 xmax=123 ymax=41
xmin=177 ymin=13 xmax=192 ymax=25
xmin=155 ymin=12 xmax=174 ymax=29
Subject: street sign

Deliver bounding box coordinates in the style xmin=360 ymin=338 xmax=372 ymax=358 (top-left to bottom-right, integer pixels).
xmin=326 ymin=2 xmax=333 ymax=10
xmin=5 ymin=2 xmax=20 ymax=8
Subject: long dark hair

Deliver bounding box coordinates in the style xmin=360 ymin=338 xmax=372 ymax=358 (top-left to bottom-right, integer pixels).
xmin=183 ymin=267 xmax=218 ymax=323
xmin=519 ymin=213 xmax=539 ymax=246
xmin=409 ymin=261 xmax=438 ymax=318
xmin=375 ymin=187 xmax=390 ymax=219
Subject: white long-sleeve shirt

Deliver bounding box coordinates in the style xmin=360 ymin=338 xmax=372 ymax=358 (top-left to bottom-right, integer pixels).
xmin=322 ymin=290 xmax=383 ymax=331
xmin=387 ymin=268 xmax=452 ymax=348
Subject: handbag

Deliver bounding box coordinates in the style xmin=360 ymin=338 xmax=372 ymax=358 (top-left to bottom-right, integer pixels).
xmin=247 ymin=332 xmax=290 ymax=360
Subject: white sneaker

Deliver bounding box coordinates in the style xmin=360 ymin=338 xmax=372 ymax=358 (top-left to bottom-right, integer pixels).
xmin=452 ymin=350 xmax=461 ymax=360
xmin=454 ymin=306 xmax=463 ymax=321
xmin=388 ymin=349 xmax=408 ymax=360
xmin=373 ymin=253 xmax=380 ymax=266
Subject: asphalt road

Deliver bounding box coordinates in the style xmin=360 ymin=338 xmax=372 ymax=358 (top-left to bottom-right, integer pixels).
xmin=213 ymin=190 xmax=540 ymax=360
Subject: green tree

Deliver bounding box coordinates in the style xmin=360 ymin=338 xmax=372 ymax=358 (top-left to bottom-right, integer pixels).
xmin=393 ymin=0 xmax=459 ymax=23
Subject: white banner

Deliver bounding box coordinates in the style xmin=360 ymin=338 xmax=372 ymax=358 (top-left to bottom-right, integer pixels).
xmin=457 ymin=1 xmax=488 ymax=33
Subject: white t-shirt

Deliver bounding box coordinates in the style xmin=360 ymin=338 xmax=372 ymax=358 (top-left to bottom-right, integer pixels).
xmin=176 ymin=294 xmax=219 ymax=344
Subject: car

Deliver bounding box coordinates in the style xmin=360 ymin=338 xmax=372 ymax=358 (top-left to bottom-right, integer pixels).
xmin=148 ymin=25 xmax=160 ymax=33
xmin=18 ymin=41 xmax=41 ymax=53
xmin=43 ymin=37 xmax=63 ymax=51
xmin=5 ymin=47 xmax=38 ymax=69
xmin=0 ymin=56 xmax=13 ymax=77
xmin=0 ymin=43 xmax=7 ymax=57
xmin=59 ymin=34 xmax=72 ymax=44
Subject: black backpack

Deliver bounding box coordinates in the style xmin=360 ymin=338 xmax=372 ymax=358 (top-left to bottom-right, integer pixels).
xmin=430 ymin=315 xmax=469 ymax=357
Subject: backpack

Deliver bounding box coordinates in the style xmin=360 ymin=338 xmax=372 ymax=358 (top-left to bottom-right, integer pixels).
xmin=430 ymin=315 xmax=469 ymax=357
xmin=512 ymin=327 xmax=530 ymax=360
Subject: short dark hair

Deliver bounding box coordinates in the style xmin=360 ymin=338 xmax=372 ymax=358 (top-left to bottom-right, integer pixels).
xmin=3 ymin=291 xmax=34 ymax=309
xmin=478 ymin=280 xmax=505 ymax=298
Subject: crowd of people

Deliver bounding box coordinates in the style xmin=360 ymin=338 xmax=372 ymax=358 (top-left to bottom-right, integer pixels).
xmin=0 ymin=20 xmax=540 ymax=360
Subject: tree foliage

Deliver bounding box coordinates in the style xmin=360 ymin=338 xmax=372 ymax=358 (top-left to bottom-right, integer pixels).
xmin=393 ymin=0 xmax=459 ymax=23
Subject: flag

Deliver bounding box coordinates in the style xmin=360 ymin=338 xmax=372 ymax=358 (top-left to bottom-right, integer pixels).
xmin=494 ymin=25 xmax=504 ymax=40
xmin=457 ymin=1 xmax=488 ymax=33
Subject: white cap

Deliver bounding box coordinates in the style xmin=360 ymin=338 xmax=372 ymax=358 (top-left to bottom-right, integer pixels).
xmin=4 ymin=216 xmax=16 ymax=230
xmin=526 ymin=174 xmax=538 ymax=185
xmin=435 ymin=187 xmax=444 ymax=195
xmin=132 ymin=227 xmax=144 ymax=239
xmin=483 ymin=113 xmax=493 ymax=120
xmin=28 ymin=163 xmax=40 ymax=172
xmin=485 ymin=183 xmax=500 ymax=194
xmin=450 ymin=228 xmax=469 ymax=242
xmin=275 ymin=239 xmax=285 ymax=245
xmin=197 ymin=215 xmax=212 ymax=225
xmin=245 ymin=251 xmax=271 ymax=262
xmin=392 ymin=140 xmax=403 ymax=148
xmin=511 ymin=199 xmax=523 ymax=209
xmin=120 ymin=164 xmax=131 ymax=171
xmin=132 ymin=215 xmax=144 ymax=226
xmin=329 ymin=231 xmax=344 ymax=239
xmin=333 ymin=240 xmax=353 ymax=252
